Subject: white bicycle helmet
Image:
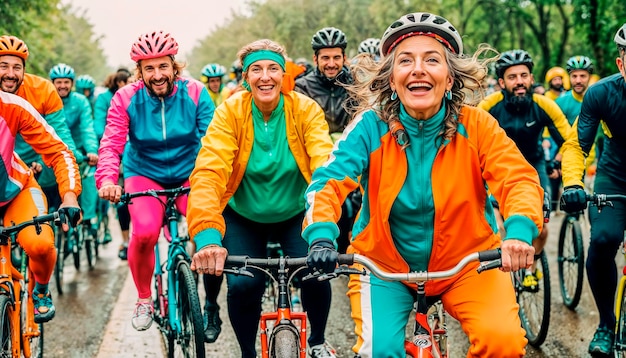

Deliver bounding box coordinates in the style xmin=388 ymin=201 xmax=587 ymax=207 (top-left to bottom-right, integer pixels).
xmin=358 ymin=38 xmax=381 ymax=55
xmin=615 ymin=23 xmax=626 ymax=48
xmin=380 ymin=12 xmax=463 ymax=56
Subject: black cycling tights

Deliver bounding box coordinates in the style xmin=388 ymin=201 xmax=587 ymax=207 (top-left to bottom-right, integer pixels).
xmin=586 ymin=174 xmax=626 ymax=330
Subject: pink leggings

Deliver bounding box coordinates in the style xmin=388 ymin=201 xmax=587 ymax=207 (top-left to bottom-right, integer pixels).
xmin=125 ymin=176 xmax=188 ymax=299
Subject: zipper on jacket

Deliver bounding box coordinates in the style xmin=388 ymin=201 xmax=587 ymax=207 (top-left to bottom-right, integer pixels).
xmin=160 ymin=98 xmax=167 ymax=140
xmin=265 ymin=120 xmax=273 ymax=157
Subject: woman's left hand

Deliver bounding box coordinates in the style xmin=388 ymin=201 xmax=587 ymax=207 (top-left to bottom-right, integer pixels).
xmin=500 ymin=239 xmax=535 ymax=272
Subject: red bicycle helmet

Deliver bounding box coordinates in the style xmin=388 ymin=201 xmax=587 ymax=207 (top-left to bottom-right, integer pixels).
xmin=130 ymin=31 xmax=179 ymax=62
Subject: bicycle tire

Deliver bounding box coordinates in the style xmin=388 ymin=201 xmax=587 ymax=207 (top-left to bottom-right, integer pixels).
xmin=167 ymin=259 xmax=205 ymax=358
xmin=84 ymin=227 xmax=96 ymax=269
xmin=72 ymin=228 xmax=81 ymax=271
xmin=269 ymin=324 xmax=300 ymax=358
xmin=0 ymin=295 xmax=13 ymax=357
xmin=615 ymin=278 xmax=626 ymax=357
xmin=54 ymin=229 xmax=65 ymax=295
xmin=557 ymin=214 xmax=585 ymax=310
xmin=515 ymin=250 xmax=551 ymax=347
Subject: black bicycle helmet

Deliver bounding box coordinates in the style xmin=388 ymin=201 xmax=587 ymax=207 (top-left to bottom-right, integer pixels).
xmin=380 ymin=12 xmax=463 ymax=56
xmin=566 ymin=56 xmax=593 ymax=74
xmin=311 ymin=27 xmax=347 ymax=51
xmin=495 ymin=50 xmax=534 ymax=78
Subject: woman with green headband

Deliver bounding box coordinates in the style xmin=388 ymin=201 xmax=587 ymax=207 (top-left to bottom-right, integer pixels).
xmin=186 ymin=39 xmax=337 ymax=358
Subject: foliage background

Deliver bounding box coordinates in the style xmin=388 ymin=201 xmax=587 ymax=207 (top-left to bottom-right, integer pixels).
xmin=1 ymin=0 xmax=624 ymax=85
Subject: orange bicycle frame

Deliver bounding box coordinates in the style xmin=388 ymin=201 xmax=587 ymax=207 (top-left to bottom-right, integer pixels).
xmin=260 ymin=308 xmax=307 ymax=358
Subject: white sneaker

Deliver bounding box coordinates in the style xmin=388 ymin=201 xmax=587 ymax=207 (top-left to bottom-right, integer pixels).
xmin=308 ymin=341 xmax=337 ymax=358
xmin=131 ymin=302 xmax=154 ymax=331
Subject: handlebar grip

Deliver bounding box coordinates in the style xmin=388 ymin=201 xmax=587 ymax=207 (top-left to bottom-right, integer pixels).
xmin=225 ymin=255 xmax=251 ymax=267
xmin=478 ymin=249 xmax=501 ymax=262
xmin=337 ymin=254 xmax=354 ymax=265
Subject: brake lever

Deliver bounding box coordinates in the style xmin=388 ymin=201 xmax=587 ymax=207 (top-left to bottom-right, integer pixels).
xmin=477 ymin=259 xmax=502 ymax=273
xmin=223 ymin=267 xmax=254 ymax=277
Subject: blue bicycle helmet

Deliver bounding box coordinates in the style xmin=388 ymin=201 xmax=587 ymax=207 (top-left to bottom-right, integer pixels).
xmin=49 ymin=63 xmax=75 ymax=81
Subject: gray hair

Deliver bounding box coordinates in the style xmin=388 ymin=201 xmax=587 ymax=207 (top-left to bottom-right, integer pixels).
xmin=347 ymin=42 xmax=497 ymax=141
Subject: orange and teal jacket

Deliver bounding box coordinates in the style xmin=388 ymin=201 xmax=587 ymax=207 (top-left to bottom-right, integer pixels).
xmin=302 ymin=104 xmax=543 ymax=292
xmin=187 ymin=90 xmax=333 ymax=251
xmin=1 ymin=91 xmax=81 ymax=206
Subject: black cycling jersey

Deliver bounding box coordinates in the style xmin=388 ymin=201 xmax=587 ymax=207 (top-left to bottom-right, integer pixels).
xmin=575 ymin=73 xmax=626 ymax=181
xmin=478 ymin=90 xmax=570 ymax=163
xmin=294 ymin=66 xmax=353 ymax=134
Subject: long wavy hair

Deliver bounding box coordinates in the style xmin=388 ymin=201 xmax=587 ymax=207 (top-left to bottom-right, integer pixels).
xmin=347 ymin=42 xmax=497 ymax=142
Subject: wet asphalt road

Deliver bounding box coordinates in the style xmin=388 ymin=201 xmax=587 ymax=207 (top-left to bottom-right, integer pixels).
xmin=45 ymin=210 xmax=614 ymax=357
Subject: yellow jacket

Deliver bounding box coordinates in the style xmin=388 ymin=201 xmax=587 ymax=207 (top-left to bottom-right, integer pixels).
xmin=187 ymin=90 xmax=333 ymax=244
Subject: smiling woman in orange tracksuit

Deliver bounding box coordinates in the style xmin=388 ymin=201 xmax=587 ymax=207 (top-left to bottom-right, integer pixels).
xmin=302 ymin=12 xmax=545 ymax=358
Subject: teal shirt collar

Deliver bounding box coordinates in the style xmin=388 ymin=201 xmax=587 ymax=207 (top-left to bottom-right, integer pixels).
xmin=252 ymin=94 xmax=284 ymax=122
xmin=399 ymin=102 xmax=446 ymax=140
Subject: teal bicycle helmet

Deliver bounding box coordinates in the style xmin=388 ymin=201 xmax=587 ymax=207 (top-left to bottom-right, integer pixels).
xmin=566 ymin=56 xmax=593 ymax=74
xmin=75 ymin=74 xmax=96 ymax=91
xmin=201 ymin=64 xmax=226 ymax=78
xmin=49 ymin=63 xmax=75 ymax=81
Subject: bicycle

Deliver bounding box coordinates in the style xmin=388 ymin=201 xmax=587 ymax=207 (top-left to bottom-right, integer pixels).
xmin=586 ymin=193 xmax=626 ymax=356
xmin=0 ymin=211 xmax=61 ymax=358
xmin=53 ymin=213 xmax=93 ymax=295
xmin=119 ymin=186 xmax=205 ymax=358
xmin=223 ymin=255 xmax=336 ymax=358
xmin=510 ymin=193 xmax=552 ymax=347
xmin=332 ymin=249 xmax=502 ymax=358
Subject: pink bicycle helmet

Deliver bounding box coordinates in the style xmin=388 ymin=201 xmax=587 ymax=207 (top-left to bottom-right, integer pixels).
xmin=130 ymin=31 xmax=179 ymax=62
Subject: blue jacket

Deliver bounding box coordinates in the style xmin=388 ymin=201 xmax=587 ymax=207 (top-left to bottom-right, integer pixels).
xmin=96 ymin=77 xmax=215 ymax=187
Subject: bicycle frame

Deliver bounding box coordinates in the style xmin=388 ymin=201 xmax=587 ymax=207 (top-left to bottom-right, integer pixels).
xmin=224 ymin=256 xmax=311 ymax=358
xmin=336 ymin=250 xmax=502 ymax=358
xmin=0 ymin=212 xmax=59 ymax=358
xmin=120 ymin=187 xmax=204 ymax=358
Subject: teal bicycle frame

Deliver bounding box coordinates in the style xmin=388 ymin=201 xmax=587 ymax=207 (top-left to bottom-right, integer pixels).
xmin=120 ymin=186 xmax=205 ymax=358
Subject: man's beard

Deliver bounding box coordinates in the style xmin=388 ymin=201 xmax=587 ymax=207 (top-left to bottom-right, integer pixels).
xmin=504 ymin=86 xmax=533 ymax=112
xmin=549 ymin=82 xmax=563 ymax=91
xmin=145 ymin=78 xmax=174 ymax=98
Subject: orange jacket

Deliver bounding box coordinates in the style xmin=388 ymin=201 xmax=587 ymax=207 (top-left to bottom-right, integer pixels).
xmin=303 ymin=105 xmax=543 ymax=294
xmin=0 ymin=91 xmax=80 ymax=206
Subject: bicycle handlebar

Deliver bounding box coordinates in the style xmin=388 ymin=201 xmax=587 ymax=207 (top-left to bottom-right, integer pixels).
xmin=0 ymin=211 xmax=61 ymax=242
xmin=224 ymin=249 xmax=501 ymax=283
xmin=337 ymin=249 xmax=502 ymax=282
xmin=119 ymin=186 xmax=190 ymax=204
xmin=586 ymin=193 xmax=626 ymax=209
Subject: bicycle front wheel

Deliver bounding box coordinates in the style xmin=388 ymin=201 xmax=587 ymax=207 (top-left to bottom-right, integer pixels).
xmin=84 ymin=227 xmax=96 ymax=269
xmin=270 ymin=324 xmax=300 ymax=358
xmin=614 ymin=277 xmax=626 ymax=356
xmin=168 ymin=260 xmax=205 ymax=358
xmin=72 ymin=228 xmax=81 ymax=271
xmin=54 ymin=229 xmax=65 ymax=295
xmin=557 ymin=214 xmax=585 ymax=310
xmin=515 ymin=250 xmax=551 ymax=347
xmin=0 ymin=295 xmax=13 ymax=357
